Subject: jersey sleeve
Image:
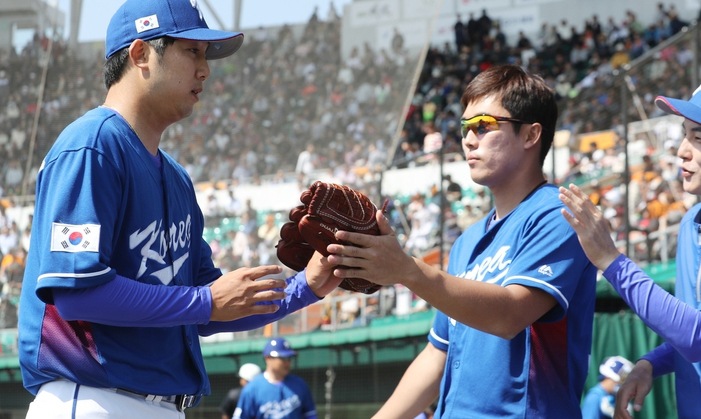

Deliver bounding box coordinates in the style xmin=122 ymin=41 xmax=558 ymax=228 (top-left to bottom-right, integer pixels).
xmin=52 ymin=274 xmax=211 ymax=327
xmin=427 ymin=310 xmax=449 ymax=351
xmin=603 ymin=254 xmax=701 ymax=363
xmin=502 ymin=208 xmax=594 ymax=321
xmin=33 ymin=146 xmax=121 ymax=303
xmin=198 ymin=270 xmax=321 ymax=336
xmin=640 ymin=342 xmax=676 ymax=377
xmin=299 ymin=378 xmax=317 ymax=418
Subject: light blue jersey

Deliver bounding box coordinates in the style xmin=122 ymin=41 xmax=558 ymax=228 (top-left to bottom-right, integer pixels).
xmin=604 ymin=204 xmax=701 ymax=418
xmin=427 ymin=184 xmax=597 ymax=418
xmin=668 ymin=205 xmax=701 ymax=417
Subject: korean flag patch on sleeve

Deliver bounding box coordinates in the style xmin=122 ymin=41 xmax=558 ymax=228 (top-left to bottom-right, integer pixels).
xmin=51 ymin=223 xmax=101 ymax=253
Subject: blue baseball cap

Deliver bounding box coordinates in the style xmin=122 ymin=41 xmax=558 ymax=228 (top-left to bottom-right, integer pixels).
xmin=262 ymin=337 xmax=297 ymax=358
xmin=599 ymin=356 xmax=633 ymax=383
xmin=655 ymin=85 xmax=701 ymax=125
xmin=105 ymin=0 xmax=244 ymax=60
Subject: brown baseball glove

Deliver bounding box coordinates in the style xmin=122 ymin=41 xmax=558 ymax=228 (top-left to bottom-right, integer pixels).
xmin=276 ymin=181 xmax=382 ymax=294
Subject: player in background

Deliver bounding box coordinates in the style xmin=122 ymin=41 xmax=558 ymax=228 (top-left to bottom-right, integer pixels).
xmin=559 ymin=86 xmax=701 ymax=419
xmin=18 ymin=0 xmax=341 ymax=417
xmin=326 ymin=64 xmax=598 ymax=417
xmin=234 ymin=337 xmax=317 ymax=419
xmin=581 ymin=356 xmax=634 ymax=419
xmin=220 ymin=363 xmax=262 ymax=419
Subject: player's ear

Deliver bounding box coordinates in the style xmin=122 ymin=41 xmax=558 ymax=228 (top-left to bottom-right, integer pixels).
xmin=127 ymin=39 xmax=150 ymax=68
xmin=523 ymin=122 xmax=542 ymax=150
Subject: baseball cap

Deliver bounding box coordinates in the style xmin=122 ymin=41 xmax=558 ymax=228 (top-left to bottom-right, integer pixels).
xmin=655 ymin=84 xmax=701 ymax=125
xmin=599 ymin=356 xmax=634 ymax=383
xmin=238 ymin=363 xmax=261 ymax=382
xmin=105 ymin=0 xmax=244 ymax=60
xmin=262 ymin=337 xmax=297 ymax=358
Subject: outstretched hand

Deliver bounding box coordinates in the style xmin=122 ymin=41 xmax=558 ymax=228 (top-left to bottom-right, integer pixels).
xmin=558 ymin=184 xmax=622 ymax=270
xmin=326 ymin=210 xmax=420 ymax=287
xmin=209 ymin=265 xmax=287 ymax=321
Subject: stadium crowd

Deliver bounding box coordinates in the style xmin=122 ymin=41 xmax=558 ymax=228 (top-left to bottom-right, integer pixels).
xmin=0 ymin=2 xmax=697 ymax=332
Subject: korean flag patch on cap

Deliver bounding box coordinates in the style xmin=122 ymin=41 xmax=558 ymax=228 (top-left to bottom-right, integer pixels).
xmin=51 ymin=223 xmax=101 ymax=253
xmin=135 ymin=14 xmax=160 ymax=34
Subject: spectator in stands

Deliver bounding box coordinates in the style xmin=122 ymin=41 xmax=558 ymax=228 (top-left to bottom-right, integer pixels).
xmin=17 ymin=1 xmax=342 ymax=417
xmin=668 ymin=7 xmax=689 ymax=35
xmin=222 ymin=188 xmax=243 ymax=217
xmin=329 ymin=64 xmax=597 ymax=418
xmin=295 ymin=143 xmax=317 ymax=184
xmin=454 ymin=15 xmax=466 ymax=52
xmin=558 ymin=85 xmax=701 ymax=419
xmin=421 ymin=121 xmax=443 ymax=163
xmin=3 ymin=159 xmax=23 ymax=195
xmin=442 ymin=174 xmax=463 ymax=203
xmin=404 ymin=193 xmax=440 ymax=256
xmin=257 ymin=212 xmax=280 ymax=248
xmin=0 ymin=225 xmax=18 ymax=258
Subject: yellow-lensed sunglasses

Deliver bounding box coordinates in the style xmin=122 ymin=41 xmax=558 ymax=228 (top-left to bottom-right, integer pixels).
xmin=460 ymin=114 xmax=528 ymax=138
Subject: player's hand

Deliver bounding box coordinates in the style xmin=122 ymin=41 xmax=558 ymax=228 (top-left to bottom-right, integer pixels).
xmin=303 ymin=251 xmax=343 ymax=298
xmin=558 ymin=184 xmax=622 ymax=270
xmin=327 ymin=210 xmax=419 ymax=287
xmin=614 ymin=360 xmax=653 ymax=419
xmin=209 ymin=265 xmax=287 ymax=321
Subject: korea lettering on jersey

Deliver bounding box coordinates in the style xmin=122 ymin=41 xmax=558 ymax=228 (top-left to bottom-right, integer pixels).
xmin=259 ymin=395 xmax=302 ymax=418
xmin=129 ymin=217 xmax=192 ymax=285
xmin=19 ymin=107 xmax=221 ymax=397
xmin=426 ymin=185 xmax=597 ymax=417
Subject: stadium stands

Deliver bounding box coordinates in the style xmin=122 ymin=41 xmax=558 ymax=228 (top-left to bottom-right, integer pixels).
xmin=0 ymin=0 xmax=697 ymax=354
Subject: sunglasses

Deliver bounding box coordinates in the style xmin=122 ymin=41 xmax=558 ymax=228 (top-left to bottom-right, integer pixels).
xmin=460 ymin=114 xmax=529 ymax=138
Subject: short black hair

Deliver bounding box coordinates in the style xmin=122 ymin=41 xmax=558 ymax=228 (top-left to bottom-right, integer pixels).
xmin=103 ymin=37 xmax=176 ymax=89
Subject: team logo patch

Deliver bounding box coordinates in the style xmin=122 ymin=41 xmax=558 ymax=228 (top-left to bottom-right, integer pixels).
xmin=135 ymin=14 xmax=160 ymax=33
xmin=537 ymin=264 xmax=554 ymax=277
xmin=50 ymin=223 xmax=101 ymax=253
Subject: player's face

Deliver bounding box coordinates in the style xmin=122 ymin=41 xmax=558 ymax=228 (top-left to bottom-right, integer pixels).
xmin=267 ymin=356 xmax=292 ymax=376
xmin=147 ymin=39 xmax=211 ymax=123
xmin=461 ymin=96 xmax=529 ymax=188
xmin=678 ymin=119 xmax=701 ymax=195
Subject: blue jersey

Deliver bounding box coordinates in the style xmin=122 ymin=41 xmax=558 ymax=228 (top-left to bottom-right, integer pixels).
xmin=655 ymin=204 xmax=701 ymax=418
xmin=581 ymin=384 xmax=614 ymax=419
xmin=601 ymin=204 xmax=701 ymax=418
xmin=18 ymin=107 xmax=318 ymax=397
xmin=427 ymin=184 xmax=597 ymax=418
xmin=234 ymin=373 xmax=316 ymax=419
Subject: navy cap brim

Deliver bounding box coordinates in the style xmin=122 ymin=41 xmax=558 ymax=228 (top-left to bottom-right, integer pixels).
xmin=173 ymin=29 xmax=244 ymax=60
xmin=266 ymin=349 xmax=297 ymax=358
xmin=655 ymin=95 xmax=701 ymax=125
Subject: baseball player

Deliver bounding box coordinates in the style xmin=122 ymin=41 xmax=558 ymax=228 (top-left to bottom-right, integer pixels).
xmin=233 ymin=337 xmax=316 ymax=419
xmin=327 ymin=64 xmax=597 ymax=417
xmin=18 ymin=1 xmax=341 ymax=418
xmin=559 ymin=85 xmax=701 ymax=419
xmin=220 ymin=363 xmax=262 ymax=419
xmin=581 ymin=356 xmax=634 ymax=419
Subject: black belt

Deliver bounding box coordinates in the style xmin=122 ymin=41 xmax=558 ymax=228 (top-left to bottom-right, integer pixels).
xmin=115 ymin=388 xmax=199 ymax=411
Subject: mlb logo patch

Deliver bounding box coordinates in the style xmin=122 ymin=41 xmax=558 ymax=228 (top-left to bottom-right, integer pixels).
xmin=51 ymin=223 xmax=101 ymax=253
xmin=135 ymin=14 xmax=160 ymax=34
